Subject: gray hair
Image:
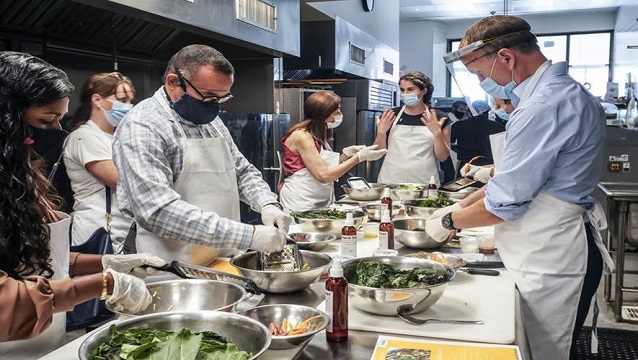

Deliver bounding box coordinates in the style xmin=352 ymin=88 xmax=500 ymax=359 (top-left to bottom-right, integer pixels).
xmin=163 ymin=44 xmax=234 ymax=80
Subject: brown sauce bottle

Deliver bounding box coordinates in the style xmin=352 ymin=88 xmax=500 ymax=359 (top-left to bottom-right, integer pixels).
xmin=326 ymin=257 xmax=348 ymax=342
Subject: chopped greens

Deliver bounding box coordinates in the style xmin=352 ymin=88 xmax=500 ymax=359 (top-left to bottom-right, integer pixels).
xmin=89 ymin=325 xmax=251 ymax=360
xmin=394 ymin=184 xmax=426 ymax=191
xmin=354 ymin=261 xmax=449 ymax=288
xmin=413 ymin=195 xmax=455 ymax=208
xmin=291 ymin=209 xmax=346 ymax=220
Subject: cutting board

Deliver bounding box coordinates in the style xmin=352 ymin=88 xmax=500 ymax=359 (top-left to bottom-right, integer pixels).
xmin=318 ymin=270 xmax=516 ymax=345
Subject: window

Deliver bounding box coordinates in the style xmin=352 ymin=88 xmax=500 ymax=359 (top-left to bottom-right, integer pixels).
xmin=447 ymin=31 xmax=612 ymax=100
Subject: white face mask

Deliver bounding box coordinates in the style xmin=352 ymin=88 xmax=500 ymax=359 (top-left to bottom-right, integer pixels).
xmin=327 ymin=114 xmax=343 ymax=129
xmin=401 ymin=92 xmax=421 ymax=107
xmin=479 ymin=56 xmax=517 ymax=99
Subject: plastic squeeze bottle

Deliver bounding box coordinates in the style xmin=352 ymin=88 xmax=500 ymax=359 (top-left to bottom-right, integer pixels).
xmin=380 ymin=187 xmax=393 ymax=218
xmin=326 ymin=257 xmax=348 ymax=342
xmin=428 ymin=175 xmax=439 ymax=198
xmin=378 ymin=210 xmax=394 ymax=250
xmin=341 ymin=213 xmax=357 ymax=258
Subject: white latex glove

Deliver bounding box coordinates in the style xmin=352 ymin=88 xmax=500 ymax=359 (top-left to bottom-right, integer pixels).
xmin=261 ymin=204 xmax=293 ymax=233
xmin=102 ymin=253 xmax=167 ymax=278
xmin=105 ymin=268 xmax=152 ymax=314
xmin=425 ymin=216 xmax=455 ymax=243
xmin=427 ymin=202 xmax=462 ymax=220
xmin=250 ymin=225 xmax=286 ymax=252
xmin=357 ymin=144 xmax=388 ymax=163
xmin=460 ymin=164 xmax=481 ymax=178
xmin=342 ymin=145 xmax=366 ymax=157
xmin=460 ymin=164 xmax=493 ymax=183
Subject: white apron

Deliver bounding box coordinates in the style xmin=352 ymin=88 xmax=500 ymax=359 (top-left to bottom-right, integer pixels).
xmin=0 ymin=212 xmax=70 ymax=359
xmin=71 ymin=187 xmax=130 ymax=254
xmin=377 ymin=107 xmax=440 ymax=185
xmin=279 ymin=145 xmax=339 ymax=212
xmin=135 ymin=93 xmax=241 ymax=267
xmin=491 ymin=61 xmax=614 ymax=360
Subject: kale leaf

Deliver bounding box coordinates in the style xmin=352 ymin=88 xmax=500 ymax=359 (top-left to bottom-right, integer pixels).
xmin=355 ymin=261 xmax=449 ymax=288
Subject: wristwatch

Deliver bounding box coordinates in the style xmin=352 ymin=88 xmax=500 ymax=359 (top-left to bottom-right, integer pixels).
xmin=441 ymin=212 xmax=457 ymax=231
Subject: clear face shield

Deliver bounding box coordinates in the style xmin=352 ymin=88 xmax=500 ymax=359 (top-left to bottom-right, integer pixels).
xmin=444 ymin=40 xmax=487 ymax=117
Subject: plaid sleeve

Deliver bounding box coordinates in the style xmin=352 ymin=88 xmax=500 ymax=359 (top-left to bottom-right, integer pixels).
xmin=212 ymin=119 xmax=278 ymax=212
xmin=113 ymin=98 xmax=253 ymax=250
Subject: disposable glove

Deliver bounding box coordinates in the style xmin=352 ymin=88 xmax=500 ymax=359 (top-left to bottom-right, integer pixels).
xmin=341 ymin=145 xmax=366 ymax=157
xmin=250 ymin=225 xmax=286 ymax=252
xmin=102 ymin=253 xmax=167 ymax=278
xmin=357 ymin=144 xmax=388 ymax=163
xmin=427 ymin=202 xmax=462 ymax=220
xmin=261 ymin=204 xmax=293 ymax=233
xmin=425 ymin=216 xmax=456 ymax=243
xmin=105 ymin=268 xmax=152 ymax=314
xmin=460 ymin=164 xmax=493 ymax=183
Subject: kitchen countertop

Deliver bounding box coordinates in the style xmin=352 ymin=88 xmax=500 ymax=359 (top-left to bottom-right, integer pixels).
xmin=40 ymin=224 xmax=528 ymax=360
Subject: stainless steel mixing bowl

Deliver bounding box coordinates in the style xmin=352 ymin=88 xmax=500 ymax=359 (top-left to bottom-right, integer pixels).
xmin=393 ymin=218 xmax=454 ymax=249
xmin=440 ymin=186 xmax=478 ymax=200
xmin=230 ymin=250 xmax=332 ymax=293
xmin=293 ymin=209 xmax=365 ymax=238
xmin=403 ymin=199 xmax=439 ymax=219
xmin=342 ymin=183 xmax=386 ymax=201
xmin=239 ymin=304 xmax=329 ymax=350
xmin=288 ymin=232 xmax=336 ymax=251
xmin=388 ymin=183 xmax=427 ymax=200
xmin=78 ymin=311 xmax=271 ymax=360
xmin=342 ymin=256 xmax=455 ymax=316
xmin=108 ymin=279 xmax=249 ymax=317
xmin=360 ymin=203 xmax=403 ymax=221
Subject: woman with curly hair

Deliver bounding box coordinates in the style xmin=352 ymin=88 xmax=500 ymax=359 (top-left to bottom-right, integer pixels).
xmin=0 ymin=52 xmax=164 ymax=358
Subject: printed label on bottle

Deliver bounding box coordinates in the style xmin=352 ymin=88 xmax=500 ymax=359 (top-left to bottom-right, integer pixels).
xmin=325 ymin=290 xmax=334 ymax=332
xmin=379 ymin=231 xmax=389 ymax=250
xmin=341 ymin=235 xmax=357 ymax=258
xmin=429 ymin=189 xmax=438 ymax=198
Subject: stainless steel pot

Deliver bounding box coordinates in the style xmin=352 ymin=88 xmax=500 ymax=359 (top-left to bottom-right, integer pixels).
xmin=342 ymin=256 xmax=455 ymax=316
xmin=78 ymin=311 xmax=271 ymax=360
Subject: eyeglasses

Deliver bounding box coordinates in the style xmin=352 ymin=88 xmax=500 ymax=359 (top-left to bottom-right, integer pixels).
xmin=177 ymin=73 xmax=233 ymax=104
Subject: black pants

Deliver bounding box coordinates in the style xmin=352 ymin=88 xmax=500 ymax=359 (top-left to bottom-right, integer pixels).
xmin=569 ymin=224 xmax=603 ymax=359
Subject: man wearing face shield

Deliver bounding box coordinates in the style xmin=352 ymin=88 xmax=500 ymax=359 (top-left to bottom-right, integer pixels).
xmin=112 ymin=45 xmax=293 ymax=266
xmin=426 ymin=16 xmax=611 ymax=359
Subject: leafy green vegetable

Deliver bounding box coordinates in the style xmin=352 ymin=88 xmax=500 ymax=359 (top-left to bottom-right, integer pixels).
xmin=291 ymin=209 xmax=346 ymax=219
xmin=89 ymin=325 xmax=251 ymax=360
xmin=413 ymin=195 xmax=455 ymax=208
xmin=355 ymin=261 xmax=449 ymax=288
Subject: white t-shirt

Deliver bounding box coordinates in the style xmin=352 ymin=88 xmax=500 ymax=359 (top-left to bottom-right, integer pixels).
xmin=64 ymin=120 xmax=131 ymax=252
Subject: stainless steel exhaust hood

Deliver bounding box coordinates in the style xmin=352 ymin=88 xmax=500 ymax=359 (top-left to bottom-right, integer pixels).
xmin=283 ymin=16 xmax=399 ymax=82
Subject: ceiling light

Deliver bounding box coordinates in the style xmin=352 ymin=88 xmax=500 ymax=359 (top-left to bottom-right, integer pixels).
xmin=415 ymin=8 xmax=420 ymax=10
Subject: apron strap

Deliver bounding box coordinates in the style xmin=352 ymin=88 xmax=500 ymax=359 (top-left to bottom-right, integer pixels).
xmin=590 ymin=294 xmax=600 ymax=354
xmin=587 ymin=203 xmax=615 ymax=274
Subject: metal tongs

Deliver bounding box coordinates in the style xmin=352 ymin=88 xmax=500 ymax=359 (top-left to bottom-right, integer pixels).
xmin=347 ymin=176 xmax=371 ymax=189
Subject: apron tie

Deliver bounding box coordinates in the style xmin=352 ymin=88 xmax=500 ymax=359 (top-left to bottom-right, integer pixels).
xmin=586 ymin=202 xmax=615 ymax=274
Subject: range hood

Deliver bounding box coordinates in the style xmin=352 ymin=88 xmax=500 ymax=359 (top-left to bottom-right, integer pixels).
xmin=283 ymin=16 xmax=399 ymax=82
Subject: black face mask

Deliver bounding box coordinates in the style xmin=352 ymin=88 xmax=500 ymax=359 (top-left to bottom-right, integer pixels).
xmin=453 ymin=111 xmax=466 ymax=119
xmin=29 ymin=126 xmax=69 ymax=168
xmin=170 ymin=92 xmax=220 ymax=125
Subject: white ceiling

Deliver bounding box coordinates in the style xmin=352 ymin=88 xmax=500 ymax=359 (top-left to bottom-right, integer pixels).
xmin=400 ymin=0 xmax=634 ymax=22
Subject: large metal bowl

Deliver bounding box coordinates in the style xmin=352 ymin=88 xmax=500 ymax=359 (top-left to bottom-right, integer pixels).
xmin=108 ymin=279 xmax=248 ymax=318
xmin=239 ymin=304 xmax=329 ymax=350
xmin=288 ymin=232 xmax=336 ymax=251
xmin=343 ymin=256 xmax=455 ymax=316
xmin=230 ymin=250 xmax=332 ymax=293
xmin=293 ymin=209 xmax=365 ymax=238
xmin=342 ymin=183 xmax=386 ymax=201
xmin=403 ymin=200 xmax=438 ymax=219
xmin=78 ymin=311 xmax=271 ymax=360
xmin=388 ymin=183 xmax=427 ymax=201
xmin=440 ymin=186 xmax=479 ymax=200
xmin=361 ymin=203 xmax=403 ymax=221
xmin=394 ymin=218 xmax=454 ymax=249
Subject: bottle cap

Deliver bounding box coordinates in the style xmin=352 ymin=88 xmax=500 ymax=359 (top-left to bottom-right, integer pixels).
xmin=330 ymin=257 xmax=343 ymax=277
xmin=381 ymin=209 xmax=391 ymax=223
xmin=429 ymin=175 xmax=437 ymax=185
xmin=382 ymin=187 xmax=391 ymax=197
xmin=344 ymin=212 xmax=354 ymax=226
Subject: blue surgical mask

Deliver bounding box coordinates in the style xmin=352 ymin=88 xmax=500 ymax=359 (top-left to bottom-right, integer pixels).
xmin=494 ymin=107 xmax=510 ymax=121
xmin=401 ymin=92 xmax=421 ymax=107
xmin=104 ymin=100 xmax=133 ymax=127
xmin=479 ymin=56 xmax=517 ymax=99
xmin=171 ymin=93 xmax=220 ymax=125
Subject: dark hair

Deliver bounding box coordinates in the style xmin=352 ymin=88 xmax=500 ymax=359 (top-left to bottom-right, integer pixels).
xmin=400 ymin=71 xmax=434 ymax=105
xmin=287 ymin=91 xmax=341 ymax=143
xmin=460 ymin=15 xmax=540 ymax=56
xmin=0 ymin=52 xmax=74 ymax=279
xmin=68 ymin=72 xmax=134 ymax=131
xmin=164 ymin=44 xmax=234 ymax=84
xmin=452 ymin=100 xmax=468 ymax=111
